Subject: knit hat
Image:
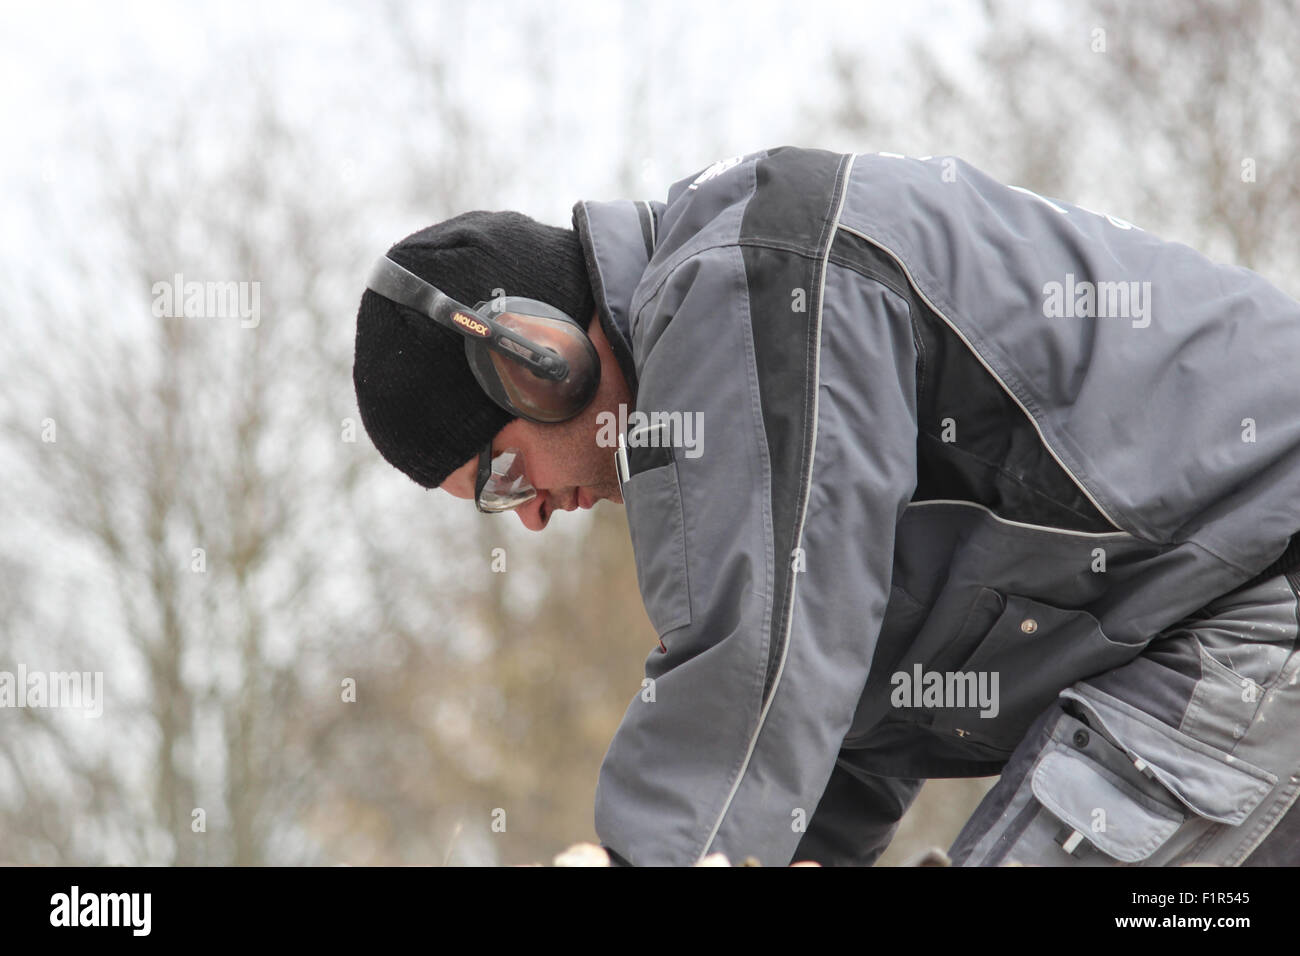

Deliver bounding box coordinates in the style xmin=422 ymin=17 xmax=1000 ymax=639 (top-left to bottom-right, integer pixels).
xmin=353 ymin=210 xmax=597 ymax=489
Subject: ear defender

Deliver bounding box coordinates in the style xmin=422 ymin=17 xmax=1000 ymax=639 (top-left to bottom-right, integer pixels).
xmin=365 ymin=255 xmax=600 ymax=424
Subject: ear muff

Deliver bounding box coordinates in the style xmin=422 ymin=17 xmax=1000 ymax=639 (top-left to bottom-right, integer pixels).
xmin=464 ymin=296 xmax=599 ymax=423
xmin=365 ymin=256 xmax=600 ymax=424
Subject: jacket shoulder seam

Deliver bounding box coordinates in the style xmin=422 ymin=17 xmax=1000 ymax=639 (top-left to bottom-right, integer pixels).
xmin=633 ymin=239 xmax=827 ymax=329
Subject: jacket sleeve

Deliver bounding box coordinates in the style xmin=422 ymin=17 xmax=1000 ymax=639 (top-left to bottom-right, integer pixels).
xmin=793 ymin=761 xmax=924 ymax=865
xmin=594 ymin=236 xmax=921 ymax=866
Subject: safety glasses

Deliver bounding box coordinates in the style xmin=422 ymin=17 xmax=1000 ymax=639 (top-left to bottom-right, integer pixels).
xmin=474 ymin=442 xmax=537 ymax=514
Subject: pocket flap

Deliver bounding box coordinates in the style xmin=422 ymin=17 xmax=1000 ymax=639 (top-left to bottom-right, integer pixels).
xmin=1062 ymin=686 xmax=1277 ymax=825
xmin=1031 ymin=748 xmax=1182 ymax=862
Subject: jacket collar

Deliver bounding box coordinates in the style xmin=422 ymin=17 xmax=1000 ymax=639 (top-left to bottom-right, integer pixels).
xmin=573 ymin=198 xmax=663 ymax=401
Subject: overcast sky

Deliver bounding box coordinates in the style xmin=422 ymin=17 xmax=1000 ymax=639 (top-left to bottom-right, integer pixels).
xmin=0 ymin=0 xmax=994 ymax=263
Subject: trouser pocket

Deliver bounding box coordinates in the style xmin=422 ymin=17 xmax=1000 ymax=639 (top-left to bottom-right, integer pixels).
xmin=1029 ymin=724 xmax=1186 ymax=864
xmin=955 ymin=706 xmax=1189 ymax=866
xmin=952 ymin=694 xmax=1278 ymax=866
xmin=1054 ymin=688 xmax=1276 ymax=863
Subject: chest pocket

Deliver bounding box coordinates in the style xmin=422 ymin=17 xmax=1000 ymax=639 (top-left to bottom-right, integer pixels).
xmin=621 ymin=442 xmax=692 ymax=637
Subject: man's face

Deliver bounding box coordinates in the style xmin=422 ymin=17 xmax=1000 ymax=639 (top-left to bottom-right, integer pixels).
xmin=438 ymin=312 xmax=630 ymax=531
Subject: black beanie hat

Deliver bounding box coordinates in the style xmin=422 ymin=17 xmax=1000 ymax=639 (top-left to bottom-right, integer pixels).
xmin=353 ymin=210 xmax=597 ymax=490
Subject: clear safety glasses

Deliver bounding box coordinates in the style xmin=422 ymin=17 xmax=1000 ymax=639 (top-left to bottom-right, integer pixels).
xmin=474 ymin=442 xmax=537 ymax=514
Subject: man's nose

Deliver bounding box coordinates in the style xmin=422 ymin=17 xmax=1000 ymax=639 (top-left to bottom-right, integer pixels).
xmin=516 ymin=493 xmax=550 ymax=532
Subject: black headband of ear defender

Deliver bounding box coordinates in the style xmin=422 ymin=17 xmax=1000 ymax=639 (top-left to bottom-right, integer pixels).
xmin=365 ymin=255 xmax=600 ymax=424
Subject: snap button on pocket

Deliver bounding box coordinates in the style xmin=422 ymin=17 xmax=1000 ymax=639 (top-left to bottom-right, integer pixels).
xmin=1073 ymin=730 xmax=1090 ymax=748
xmin=1020 ymin=618 xmax=1038 ymax=634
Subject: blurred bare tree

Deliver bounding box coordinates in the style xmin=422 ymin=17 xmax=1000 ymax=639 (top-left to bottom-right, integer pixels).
xmin=0 ymin=6 xmax=658 ymax=866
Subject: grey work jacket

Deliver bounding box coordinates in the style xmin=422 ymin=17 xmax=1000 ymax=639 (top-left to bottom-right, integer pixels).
xmin=570 ymin=147 xmax=1300 ymax=867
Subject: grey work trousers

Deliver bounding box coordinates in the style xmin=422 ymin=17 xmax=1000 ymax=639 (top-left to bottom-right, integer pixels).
xmin=948 ymin=571 xmax=1300 ymax=866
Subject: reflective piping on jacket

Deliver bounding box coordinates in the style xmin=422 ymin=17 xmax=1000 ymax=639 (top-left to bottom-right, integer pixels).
xmin=905 ymin=498 xmax=1135 ymax=538
xmin=641 ymin=199 xmax=657 ymax=247
xmin=697 ymin=152 xmax=859 ymax=863
xmin=835 ymin=222 xmax=1126 ymax=534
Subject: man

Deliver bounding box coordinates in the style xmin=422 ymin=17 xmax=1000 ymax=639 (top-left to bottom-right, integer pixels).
xmin=353 ymin=147 xmax=1300 ymax=867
